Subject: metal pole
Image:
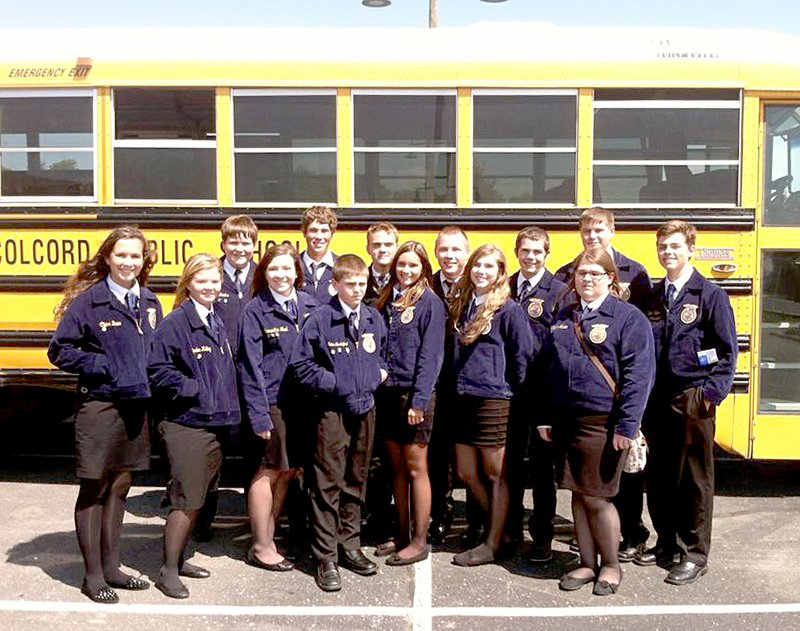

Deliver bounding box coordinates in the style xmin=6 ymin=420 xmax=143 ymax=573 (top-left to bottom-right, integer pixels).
xmin=429 ymin=0 xmax=438 ymax=28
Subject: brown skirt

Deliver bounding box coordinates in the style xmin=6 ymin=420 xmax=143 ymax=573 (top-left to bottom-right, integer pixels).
xmin=75 ymin=398 xmax=151 ymax=479
xmin=453 ymin=395 xmax=510 ymax=448
xmin=557 ymin=413 xmax=626 ymax=498
xmin=243 ymin=404 xmax=301 ymax=479
xmin=159 ymin=422 xmax=225 ymax=511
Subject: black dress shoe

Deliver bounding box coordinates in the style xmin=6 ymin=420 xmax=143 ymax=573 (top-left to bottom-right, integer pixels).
xmin=665 ymin=560 xmax=708 ymax=585
xmin=558 ymin=570 xmax=595 ymax=592
xmin=315 ymin=561 xmax=342 ymax=592
xmin=618 ymin=541 xmax=647 ymax=563
xmin=633 ymin=546 xmax=679 ymax=567
xmin=179 ymin=561 xmax=210 ymax=579
xmin=339 ymin=548 xmax=378 ymax=576
xmin=80 ymin=582 xmax=119 ymax=604
xmin=527 ymin=542 xmax=553 ymax=564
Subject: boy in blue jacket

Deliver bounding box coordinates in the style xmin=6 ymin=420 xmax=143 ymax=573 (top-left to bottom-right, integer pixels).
xmin=289 ymin=254 xmax=388 ymax=592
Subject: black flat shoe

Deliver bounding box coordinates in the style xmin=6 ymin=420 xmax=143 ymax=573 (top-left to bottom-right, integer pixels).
xmin=315 ymin=561 xmax=341 ymax=592
xmin=386 ymin=546 xmax=429 ymax=566
xmin=107 ymin=575 xmax=150 ymax=591
xmin=339 ymin=548 xmax=378 ymax=576
xmin=155 ymin=578 xmax=189 ymax=600
xmin=245 ymin=549 xmax=294 ymax=572
xmin=593 ymin=568 xmax=622 ymax=596
xmin=558 ymin=570 xmax=595 ymax=592
xmin=80 ymin=583 xmax=119 ymax=604
xmin=179 ymin=561 xmax=210 ymax=579
xmin=452 ymin=543 xmax=495 ymax=567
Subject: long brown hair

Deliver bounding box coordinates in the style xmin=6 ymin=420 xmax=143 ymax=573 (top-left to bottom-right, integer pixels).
xmin=252 ymin=242 xmax=304 ymax=296
xmin=451 ymin=244 xmax=510 ymax=345
xmin=54 ymin=226 xmax=155 ymax=321
xmin=375 ymin=241 xmax=433 ymax=312
xmin=569 ymin=249 xmax=621 ymax=298
xmin=174 ymin=253 xmax=223 ymax=309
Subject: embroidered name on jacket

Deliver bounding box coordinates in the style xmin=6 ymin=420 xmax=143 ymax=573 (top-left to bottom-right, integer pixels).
xmin=328 ymin=341 xmax=351 ymax=354
xmin=264 ymin=326 xmax=289 ymax=338
xmin=192 ymin=345 xmax=213 ymax=359
xmin=98 ymin=320 xmax=123 ymax=332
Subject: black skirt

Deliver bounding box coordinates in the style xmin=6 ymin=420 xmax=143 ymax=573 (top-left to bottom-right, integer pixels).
xmin=376 ymin=386 xmax=435 ymax=445
xmin=453 ymin=395 xmax=510 ymax=448
xmin=556 ymin=413 xmax=626 ymax=498
xmin=159 ymin=421 xmax=227 ymax=511
xmin=243 ymin=404 xmax=302 ymax=479
xmin=74 ymin=398 xmax=150 ymax=479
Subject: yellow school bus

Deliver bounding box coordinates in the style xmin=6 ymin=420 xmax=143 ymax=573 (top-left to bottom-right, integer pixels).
xmin=0 ymin=24 xmax=798 ymax=459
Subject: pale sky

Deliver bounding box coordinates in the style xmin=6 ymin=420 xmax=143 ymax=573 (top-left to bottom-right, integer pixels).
xmin=3 ymin=0 xmax=799 ymax=35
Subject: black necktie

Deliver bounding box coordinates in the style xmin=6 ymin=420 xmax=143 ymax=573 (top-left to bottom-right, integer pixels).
xmin=207 ymin=312 xmax=220 ymax=343
xmin=234 ymin=268 xmax=244 ymax=298
xmin=519 ymin=279 xmax=531 ymax=301
xmin=442 ymin=280 xmax=451 ymax=298
xmin=125 ymin=291 xmax=139 ymax=319
xmin=285 ymin=299 xmax=298 ymax=322
xmin=348 ymin=311 xmax=359 ymax=340
xmin=378 ymin=274 xmax=389 ymax=289
xmin=666 ymin=284 xmax=676 ymax=309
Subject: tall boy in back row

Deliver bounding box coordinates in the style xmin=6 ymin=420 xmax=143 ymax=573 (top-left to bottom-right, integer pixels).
xmin=635 ymin=220 xmax=737 ymax=585
xmin=299 ymin=205 xmax=339 ymax=303
xmin=290 ymin=254 xmax=388 ymax=592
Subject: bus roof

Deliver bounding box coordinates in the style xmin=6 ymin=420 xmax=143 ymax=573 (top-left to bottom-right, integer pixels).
xmin=1 ymin=24 xmax=800 ymax=64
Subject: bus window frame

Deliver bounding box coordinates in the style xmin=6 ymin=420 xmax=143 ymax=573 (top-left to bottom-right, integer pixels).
xmin=0 ymin=88 xmax=97 ymax=205
xmin=592 ymin=93 xmax=743 ymax=208
xmin=111 ymin=87 xmax=218 ymax=205
xmin=471 ymin=88 xmax=578 ymax=208
xmin=230 ymin=88 xmax=338 ymax=207
xmin=351 ymin=88 xmax=457 ymax=208
xmin=762 ymin=102 xmax=800 ymax=226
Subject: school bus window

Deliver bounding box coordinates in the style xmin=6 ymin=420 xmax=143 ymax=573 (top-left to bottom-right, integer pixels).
xmin=593 ymin=89 xmax=740 ymax=205
xmin=0 ymin=91 xmax=94 ymax=199
xmin=232 ymin=91 xmax=336 ymax=204
xmin=113 ymin=88 xmax=216 ymax=201
xmin=759 ymin=250 xmax=800 ymax=413
xmin=763 ymin=105 xmax=800 ymax=226
xmin=473 ymin=92 xmax=576 ymax=204
xmin=353 ymin=92 xmax=456 ymax=204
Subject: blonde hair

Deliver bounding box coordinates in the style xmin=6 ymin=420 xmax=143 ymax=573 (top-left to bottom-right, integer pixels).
xmin=570 ymin=249 xmax=621 ymax=298
xmin=451 ymin=244 xmax=510 ymax=345
xmin=174 ymin=253 xmax=223 ymax=309
xmin=375 ymin=241 xmax=433 ymax=312
xmin=55 ymin=226 xmax=155 ymax=321
xmin=221 ymin=214 xmax=258 ymax=242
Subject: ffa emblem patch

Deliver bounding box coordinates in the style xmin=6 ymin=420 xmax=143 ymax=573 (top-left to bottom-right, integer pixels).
xmin=147 ymin=308 xmax=158 ymax=329
xmin=680 ymin=304 xmax=699 ymax=324
xmin=362 ymin=332 xmax=377 ymax=353
xmin=527 ymin=298 xmax=544 ymax=319
xmin=588 ymin=323 xmax=609 ymax=344
xmin=400 ymin=307 xmax=415 ymax=324
xmin=619 ymin=282 xmax=631 ymax=302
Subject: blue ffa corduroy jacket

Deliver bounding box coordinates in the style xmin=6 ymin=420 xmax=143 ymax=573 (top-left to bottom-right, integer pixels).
xmin=381 ymin=288 xmax=446 ymax=410
xmin=547 ymin=295 xmax=656 ymax=438
xmin=452 ymin=299 xmax=533 ymax=400
xmin=148 ymin=300 xmax=240 ymax=427
xmin=215 ymin=259 xmax=255 ymax=358
xmin=298 ymin=252 xmax=338 ymax=304
xmin=48 ymin=280 xmax=163 ymax=400
xmin=554 ymin=249 xmax=653 ymax=312
xmin=509 ymin=269 xmax=568 ymax=351
xmin=289 ymin=297 xmax=388 ymax=415
xmin=237 ymin=290 xmax=318 ymax=434
xmin=649 ymin=269 xmax=737 ymax=405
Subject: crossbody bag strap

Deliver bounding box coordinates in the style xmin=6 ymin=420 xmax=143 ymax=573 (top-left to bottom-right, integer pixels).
xmin=573 ymin=314 xmax=619 ymax=399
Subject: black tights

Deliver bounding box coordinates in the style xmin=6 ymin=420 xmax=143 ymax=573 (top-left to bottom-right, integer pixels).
xmin=568 ymin=491 xmax=622 ymax=584
xmin=159 ymin=508 xmax=199 ymax=585
xmin=74 ymin=471 xmax=133 ymax=591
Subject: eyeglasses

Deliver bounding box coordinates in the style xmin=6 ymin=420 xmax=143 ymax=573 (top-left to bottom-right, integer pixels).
xmin=576 ymin=270 xmax=607 ymax=280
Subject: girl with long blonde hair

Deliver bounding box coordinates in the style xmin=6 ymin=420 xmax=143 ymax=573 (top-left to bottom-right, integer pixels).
xmin=449 ymin=244 xmax=533 ymax=567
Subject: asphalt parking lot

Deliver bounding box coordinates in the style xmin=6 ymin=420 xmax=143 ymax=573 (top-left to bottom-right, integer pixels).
xmin=1 ymin=458 xmax=800 ymax=631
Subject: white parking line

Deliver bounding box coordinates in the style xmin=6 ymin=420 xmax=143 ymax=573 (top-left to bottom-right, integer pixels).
xmin=2 ymin=601 xmax=800 ymax=618
xmin=411 ymin=551 xmax=433 ymax=631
